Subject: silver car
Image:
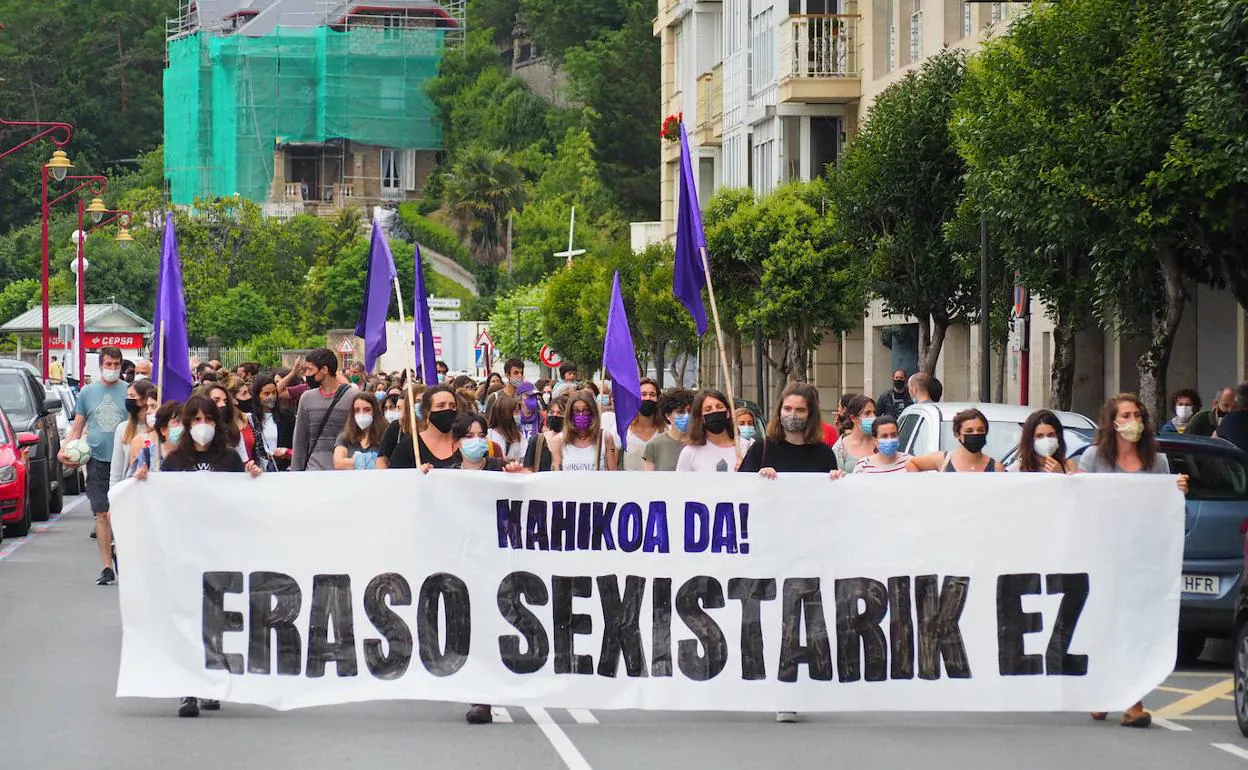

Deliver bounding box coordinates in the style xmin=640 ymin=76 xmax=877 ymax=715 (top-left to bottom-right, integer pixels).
xmin=896 ymin=401 xmax=1096 ymax=462
xmin=44 ymin=383 xmax=83 ymax=495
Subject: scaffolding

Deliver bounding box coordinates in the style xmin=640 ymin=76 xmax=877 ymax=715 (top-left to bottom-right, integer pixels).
xmin=164 ymin=1 xmax=463 ymax=205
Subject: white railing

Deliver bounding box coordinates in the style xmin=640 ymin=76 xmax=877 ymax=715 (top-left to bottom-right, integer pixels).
xmin=780 ymin=14 xmax=861 ymax=79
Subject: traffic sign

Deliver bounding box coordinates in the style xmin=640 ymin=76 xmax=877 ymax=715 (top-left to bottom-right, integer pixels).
xmin=428 ymin=297 xmax=461 ymax=309
xmin=338 ymin=338 xmax=354 ymax=354
xmin=474 ymin=348 xmax=484 ymax=368
xmin=475 ymin=329 xmax=495 ymax=349
xmin=430 ymin=310 xmax=461 ymax=321
xmin=539 ymin=345 xmax=563 ymax=368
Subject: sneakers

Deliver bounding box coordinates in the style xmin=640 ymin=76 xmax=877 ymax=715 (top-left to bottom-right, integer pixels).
xmin=465 ymin=704 xmax=493 ymax=724
xmin=178 ymin=697 xmax=199 ymax=718
xmin=96 ymin=567 xmax=115 ymax=586
xmin=89 ymin=530 xmax=97 ymax=539
xmin=200 ymin=699 xmax=220 ymax=711
xmin=776 ymin=711 xmax=798 ymax=723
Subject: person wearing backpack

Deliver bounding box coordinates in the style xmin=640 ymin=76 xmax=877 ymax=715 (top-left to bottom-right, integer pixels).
xmin=291 ymin=348 xmax=357 ymax=471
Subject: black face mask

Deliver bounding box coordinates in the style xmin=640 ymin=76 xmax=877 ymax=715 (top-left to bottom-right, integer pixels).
xmin=546 ymin=416 xmax=564 ymax=434
xmin=703 ymin=412 xmax=730 ymax=435
xmin=125 ymin=398 xmax=140 ymax=417
xmin=237 ymin=398 xmax=253 ymax=414
xmin=961 ymin=434 xmax=988 ymax=454
xmin=305 ymin=374 xmax=319 ymax=388
xmin=893 ymin=379 xmax=906 ymax=392
xmin=638 ymin=400 xmax=658 ymax=418
xmin=429 ymin=409 xmax=456 ymax=433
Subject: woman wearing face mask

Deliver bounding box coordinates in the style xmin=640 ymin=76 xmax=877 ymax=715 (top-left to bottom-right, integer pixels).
xmin=596 ymin=382 xmax=618 ymax=442
xmin=676 ymin=389 xmax=741 ymax=472
xmin=622 ymin=379 xmax=664 ymax=471
xmin=1079 ymin=394 xmax=1187 ymax=728
xmin=203 ymin=382 xmax=243 ymax=451
xmin=907 ymin=409 xmax=1000 ymax=472
xmin=125 ymin=387 xmax=164 ymax=474
xmin=853 ymin=415 xmax=911 ymax=474
xmin=643 ymin=389 xmax=694 ymax=472
xmin=514 ymin=382 xmax=542 ymax=454
xmin=133 ymin=395 xmax=260 ymax=719
xmin=1161 ymin=389 xmax=1201 ymax=434
xmin=551 ymin=391 xmax=618 ymax=471
xmin=110 ymin=379 xmax=158 ymax=485
xmin=738 ymin=383 xmax=837 ymax=478
xmin=487 ymin=395 xmax=526 ymax=463
xmin=734 ymin=408 xmax=759 ymax=454
xmin=251 ymin=374 xmax=291 ymax=472
xmin=1011 ymin=410 xmax=1076 ymax=474
xmin=378 ymin=385 xmax=461 ymax=469
xmin=383 ymin=394 xmax=404 ymax=428
xmin=132 ymin=401 xmax=185 ymax=474
xmin=524 ymin=393 xmax=567 ymax=472
xmin=333 ymin=394 xmax=386 ymax=470
xmin=832 ymin=395 xmax=877 ymax=474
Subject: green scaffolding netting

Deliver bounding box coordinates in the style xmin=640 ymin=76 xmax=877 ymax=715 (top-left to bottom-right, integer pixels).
xmin=164 ymin=26 xmax=444 ymax=205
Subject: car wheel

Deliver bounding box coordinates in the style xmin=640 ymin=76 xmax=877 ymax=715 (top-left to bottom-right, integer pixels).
xmin=28 ymin=465 xmax=49 ymax=523
xmin=1236 ymin=623 xmax=1248 ymax=737
xmin=6 ymin=495 xmax=31 ymax=538
xmin=1178 ymin=631 xmax=1206 ymax=664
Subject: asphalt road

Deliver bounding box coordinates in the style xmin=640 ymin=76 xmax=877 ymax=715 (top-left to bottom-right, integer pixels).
xmin=4 ymin=494 xmax=1248 ymax=770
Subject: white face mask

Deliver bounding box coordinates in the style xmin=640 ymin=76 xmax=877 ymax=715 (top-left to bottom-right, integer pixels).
xmin=1034 ymin=436 xmax=1060 ymax=458
xmin=1176 ymin=405 xmax=1194 ymax=421
xmin=145 ymin=413 xmax=157 ymax=429
xmin=354 ymin=413 xmax=374 ymax=430
xmin=190 ymin=423 xmax=216 ymax=446
xmin=385 ymin=410 xmax=402 ymax=423
xmin=101 ymin=367 xmax=121 ymax=383
xmin=134 ymin=374 xmax=147 ymax=381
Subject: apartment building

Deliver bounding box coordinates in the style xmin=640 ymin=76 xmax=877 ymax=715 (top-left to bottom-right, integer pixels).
xmin=656 ymin=0 xmax=1248 ymax=415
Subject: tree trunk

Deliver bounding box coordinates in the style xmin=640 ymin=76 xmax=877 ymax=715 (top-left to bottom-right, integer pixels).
xmin=1137 ymin=248 xmax=1187 ymax=422
xmin=993 ymin=346 xmax=1006 ymax=403
xmin=669 ymin=350 xmax=687 ymax=389
xmin=1049 ymin=316 xmax=1076 ymax=411
xmin=732 ymin=334 xmax=744 ymax=400
xmin=920 ymin=317 xmax=948 ymax=375
xmin=654 ymin=342 xmax=666 ymax=389
xmin=917 ymin=316 xmax=933 ymax=373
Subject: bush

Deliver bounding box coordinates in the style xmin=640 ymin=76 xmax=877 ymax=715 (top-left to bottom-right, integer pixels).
xmin=396 ymin=204 xmax=474 ymax=270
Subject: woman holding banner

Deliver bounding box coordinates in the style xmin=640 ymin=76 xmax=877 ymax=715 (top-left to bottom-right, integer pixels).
xmin=1079 ymin=394 xmax=1188 ymax=728
xmin=550 ymin=390 xmax=618 ymax=471
xmin=831 ymin=395 xmax=877 ymax=473
xmin=853 ymin=415 xmax=911 ymax=474
xmin=621 ymin=378 xmax=664 ymax=471
xmin=1011 ymin=409 xmax=1078 ymax=474
xmin=906 ymin=408 xmax=1002 ymax=473
xmin=252 ymin=375 xmax=293 ymax=472
xmin=676 ymin=389 xmax=740 ymax=472
xmin=332 ymin=393 xmax=386 ymax=470
xmin=738 ymin=383 xmax=837 ymax=478
xmin=524 ymin=393 xmax=568 ymax=472
xmin=377 ymin=385 xmax=461 ymax=470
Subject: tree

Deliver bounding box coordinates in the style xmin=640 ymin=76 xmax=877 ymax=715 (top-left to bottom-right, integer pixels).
xmin=540 ymin=257 xmax=611 ymax=372
xmin=489 ymin=281 xmax=548 ymax=363
xmin=193 ymin=284 xmax=276 ymax=345
xmin=831 ymin=50 xmax=977 ymax=375
xmin=632 ymin=242 xmax=698 ymax=384
xmin=442 ymin=147 xmax=526 ymax=266
xmin=0 ymin=279 xmax=39 ymax=328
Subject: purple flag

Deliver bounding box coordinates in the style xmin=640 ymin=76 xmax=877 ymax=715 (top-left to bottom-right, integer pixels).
xmin=151 ymin=213 xmax=194 ymax=403
xmin=673 ymin=121 xmax=709 ymax=336
xmin=413 ymin=244 xmax=438 ymax=384
xmin=603 ymin=271 xmax=641 ymax=450
xmin=355 ymin=219 xmax=397 ymax=372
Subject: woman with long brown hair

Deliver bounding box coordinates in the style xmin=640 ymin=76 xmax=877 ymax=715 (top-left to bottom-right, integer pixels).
xmin=1079 ymin=393 xmax=1187 ymax=728
xmin=486 ymin=394 xmax=525 ymax=462
xmin=378 ymin=385 xmax=461 ymax=470
xmin=832 ymin=394 xmax=877 ymax=473
xmin=622 ymin=378 xmax=665 ymax=471
xmin=333 ymin=393 xmax=387 ymax=470
xmin=550 ymin=390 xmax=618 ymax=471
xmin=676 ymin=388 xmax=739 ymax=472
xmin=738 ymin=382 xmax=836 ymax=477
xmin=1011 ymin=409 xmax=1077 ymax=474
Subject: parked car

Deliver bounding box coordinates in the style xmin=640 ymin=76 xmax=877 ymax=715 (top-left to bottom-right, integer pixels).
xmin=1233 ymin=527 xmax=1248 ymax=736
xmin=0 ymin=406 xmax=40 ymax=537
xmin=896 ymin=401 xmax=1096 ymax=462
xmin=0 ymin=365 xmax=63 ymax=521
xmin=44 ymin=383 xmax=83 ymax=495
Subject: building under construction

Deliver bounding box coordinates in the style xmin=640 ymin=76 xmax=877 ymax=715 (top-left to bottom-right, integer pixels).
xmin=164 ymin=0 xmax=464 ymax=215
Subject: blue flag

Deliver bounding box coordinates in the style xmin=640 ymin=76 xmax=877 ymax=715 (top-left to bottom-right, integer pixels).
xmin=673 ymin=121 xmax=709 ymax=336
xmin=355 ymin=219 xmax=397 ymax=372
xmin=603 ymin=271 xmax=641 ymax=450
xmin=413 ymin=244 xmax=438 ymax=384
xmin=151 ymin=213 xmax=194 ymax=403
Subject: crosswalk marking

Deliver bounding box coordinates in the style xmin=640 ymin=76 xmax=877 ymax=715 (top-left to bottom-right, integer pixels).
xmin=492 ymin=707 xmax=513 ymax=723
xmin=567 ymin=709 xmax=598 ymax=725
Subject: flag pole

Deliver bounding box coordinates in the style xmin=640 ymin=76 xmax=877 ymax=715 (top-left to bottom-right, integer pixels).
xmin=156 ymin=320 xmax=167 ymax=405
xmin=391 ymin=277 xmax=422 ymax=444
xmin=697 ymin=245 xmax=741 ymax=460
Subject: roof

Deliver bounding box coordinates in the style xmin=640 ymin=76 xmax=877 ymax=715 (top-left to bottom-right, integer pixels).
xmin=234 ymin=0 xmax=453 ymax=36
xmin=0 ymin=304 xmax=152 ymax=335
xmin=905 ymin=401 xmax=1098 ymax=429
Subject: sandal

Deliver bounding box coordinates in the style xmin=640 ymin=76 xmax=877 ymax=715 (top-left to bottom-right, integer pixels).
xmin=1090 ymin=712 xmax=1108 ymax=721
xmin=1121 ymin=708 xmax=1151 ymax=728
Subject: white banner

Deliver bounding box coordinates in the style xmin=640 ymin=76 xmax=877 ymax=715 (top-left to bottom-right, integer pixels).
xmin=110 ymin=472 xmax=1184 ymax=712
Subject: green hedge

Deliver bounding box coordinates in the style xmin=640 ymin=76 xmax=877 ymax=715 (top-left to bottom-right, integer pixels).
xmin=396 ymin=203 xmax=475 ymax=273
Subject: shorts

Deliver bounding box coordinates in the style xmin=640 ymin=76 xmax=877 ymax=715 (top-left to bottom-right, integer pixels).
xmin=85 ymin=458 xmax=112 ymax=515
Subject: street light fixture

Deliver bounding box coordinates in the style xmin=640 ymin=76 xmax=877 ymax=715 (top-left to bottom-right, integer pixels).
xmin=46 ymin=149 xmax=73 ymax=182
xmin=86 ymin=196 xmax=107 ymax=223
xmin=0 ymin=117 xmax=73 ymax=165
xmin=114 ymin=226 xmax=134 ymax=246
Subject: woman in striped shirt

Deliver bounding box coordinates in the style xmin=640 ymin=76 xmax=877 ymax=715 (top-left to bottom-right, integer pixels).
xmin=853 ymin=415 xmax=911 ymax=474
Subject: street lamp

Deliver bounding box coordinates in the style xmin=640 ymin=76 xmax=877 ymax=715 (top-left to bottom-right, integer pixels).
xmin=86 ymin=196 xmax=107 ymax=223
xmin=0 ymin=117 xmax=73 ymax=166
xmin=40 ymin=173 xmax=107 ymax=379
xmin=75 ymin=209 xmax=133 ymax=375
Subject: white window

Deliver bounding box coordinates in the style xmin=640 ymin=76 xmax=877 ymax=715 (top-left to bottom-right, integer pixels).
xmin=381 ymin=149 xmax=402 ymax=192
xmin=885 ymin=0 xmax=896 ymax=71
xmin=383 ymin=15 xmax=403 ymax=40
xmin=748 ymin=9 xmax=774 ymax=95
xmin=990 ymin=2 xmax=1003 ymax=23
xmin=910 ymin=1 xmax=922 ymax=62
xmin=402 ymin=149 xmax=417 ymax=191
xmin=962 ymin=1 xmax=972 ymax=38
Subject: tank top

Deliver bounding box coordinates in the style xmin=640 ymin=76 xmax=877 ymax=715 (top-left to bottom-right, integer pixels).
xmin=561 ymin=435 xmax=608 ymax=472
xmin=940 ymin=451 xmax=999 ymax=472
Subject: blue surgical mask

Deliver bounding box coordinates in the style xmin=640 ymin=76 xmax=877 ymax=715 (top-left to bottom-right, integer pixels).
xmin=878 ymin=438 xmax=900 ymax=457
xmin=374 ymin=391 xmax=386 ymax=403
xmin=860 ymin=417 xmax=875 ymax=434
xmin=599 ymin=395 xmax=610 ymax=407
xmin=414 ymin=404 xmax=423 ymax=420
xmin=739 ymin=425 xmax=757 ymax=441
xmin=461 ymin=437 xmax=489 ymax=461
xmin=674 ymin=413 xmax=690 ymax=432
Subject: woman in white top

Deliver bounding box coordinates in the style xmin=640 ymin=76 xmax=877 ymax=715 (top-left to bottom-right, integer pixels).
xmin=676 ymin=389 xmax=740 ymax=472
xmin=622 ymin=378 xmax=664 ymax=471
xmin=734 ymin=407 xmax=759 ymax=456
xmin=832 ymin=394 xmax=876 ymax=473
xmin=486 ymin=394 xmax=527 ymax=462
xmin=852 ymin=415 xmax=911 ymax=474
xmin=551 ymin=390 xmax=618 ymax=471
xmin=110 ymin=379 xmax=157 ymax=484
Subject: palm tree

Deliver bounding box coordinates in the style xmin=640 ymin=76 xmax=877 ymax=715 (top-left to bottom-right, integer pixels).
xmin=441 ymin=147 xmax=525 ymax=265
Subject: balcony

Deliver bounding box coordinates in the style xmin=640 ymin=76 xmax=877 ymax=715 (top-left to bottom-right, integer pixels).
xmin=694 ymin=64 xmax=723 ymax=146
xmin=778 ymin=14 xmax=862 ymax=105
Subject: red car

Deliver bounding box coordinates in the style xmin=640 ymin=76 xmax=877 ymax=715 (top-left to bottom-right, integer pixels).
xmin=0 ymin=406 xmax=40 ymax=538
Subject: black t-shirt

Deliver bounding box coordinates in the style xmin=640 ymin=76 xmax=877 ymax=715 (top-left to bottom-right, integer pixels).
xmin=1216 ymin=410 xmax=1248 ymax=455
xmin=523 ymin=432 xmax=555 ymax=472
xmin=161 ymin=449 xmax=246 ymax=473
xmin=379 ymin=422 xmax=461 ymax=469
xmin=451 ymin=458 xmax=508 ymax=471
xmin=737 ymin=438 xmax=837 ymax=474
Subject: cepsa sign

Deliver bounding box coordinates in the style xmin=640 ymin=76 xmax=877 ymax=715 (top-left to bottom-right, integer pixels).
xmin=47 ymin=333 xmax=145 ymax=350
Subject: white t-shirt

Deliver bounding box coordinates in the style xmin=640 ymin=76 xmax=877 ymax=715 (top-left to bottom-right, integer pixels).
xmin=621 ymin=428 xmax=655 ymax=471
xmin=676 ymin=441 xmax=740 ymax=472
xmin=559 ymin=436 xmax=611 ymax=472
xmin=488 ymin=429 xmax=528 ymax=463
xmin=261 ymin=413 xmax=279 ymax=455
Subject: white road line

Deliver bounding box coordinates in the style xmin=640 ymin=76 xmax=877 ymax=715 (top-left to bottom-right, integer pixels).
xmin=0 ymin=496 xmax=85 ymax=562
xmin=492 ymin=707 xmax=513 ymax=723
xmin=567 ymin=709 xmax=598 ymax=725
xmin=1213 ymin=743 xmax=1248 ymax=762
xmin=525 ymin=707 xmax=592 ymax=770
xmin=1153 ymin=718 xmax=1192 ymax=732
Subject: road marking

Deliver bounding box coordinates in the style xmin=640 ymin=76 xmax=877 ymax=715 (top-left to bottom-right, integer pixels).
xmin=1169 ymin=715 xmax=1236 ymax=722
xmin=1157 ymin=685 xmax=1202 ymax=695
xmin=1152 ymin=718 xmax=1192 ymax=732
xmin=1213 ymin=743 xmax=1248 ymax=762
xmin=568 ymin=709 xmax=598 ymax=725
xmin=1172 ymin=671 xmax=1234 ymax=678
xmin=1154 ymin=678 xmax=1235 ymax=717
xmin=526 ymin=707 xmax=592 ymax=770
xmin=0 ymin=496 xmax=84 ymax=562
xmin=492 ymin=707 xmax=513 ymax=723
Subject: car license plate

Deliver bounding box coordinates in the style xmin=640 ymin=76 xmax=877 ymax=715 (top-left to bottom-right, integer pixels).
xmin=1183 ymin=574 xmax=1220 ymax=595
